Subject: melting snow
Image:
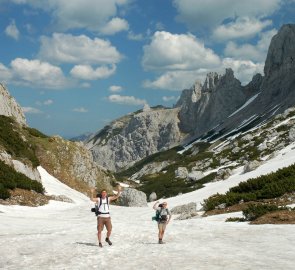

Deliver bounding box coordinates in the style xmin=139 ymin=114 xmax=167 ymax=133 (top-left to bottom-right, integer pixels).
xmin=1 ymin=144 xmax=295 ymax=269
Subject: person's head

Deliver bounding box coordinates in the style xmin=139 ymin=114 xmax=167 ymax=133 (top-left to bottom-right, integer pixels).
xmin=100 ymin=189 xmax=107 ymax=199
xmin=162 ymin=202 xmax=168 ymax=208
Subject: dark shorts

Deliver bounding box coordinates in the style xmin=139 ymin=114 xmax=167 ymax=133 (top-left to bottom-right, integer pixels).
xmin=97 ymin=217 xmax=112 ymax=232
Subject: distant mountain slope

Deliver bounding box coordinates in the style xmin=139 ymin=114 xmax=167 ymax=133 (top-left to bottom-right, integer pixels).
xmin=86 ymin=24 xmax=295 ymax=172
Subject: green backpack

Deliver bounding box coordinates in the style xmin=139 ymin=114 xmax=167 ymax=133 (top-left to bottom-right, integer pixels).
xmin=152 ymin=204 xmax=163 ymax=221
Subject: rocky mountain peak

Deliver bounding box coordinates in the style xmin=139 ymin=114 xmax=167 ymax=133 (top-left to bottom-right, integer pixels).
xmin=264 ymin=24 xmax=295 ymax=77
xmin=0 ymin=83 xmax=26 ymax=126
xmin=202 ymin=72 xmax=220 ymax=92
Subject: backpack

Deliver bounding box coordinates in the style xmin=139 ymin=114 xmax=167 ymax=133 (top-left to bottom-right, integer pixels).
xmin=91 ymin=195 xmax=109 ymax=216
xmin=152 ymin=204 xmax=166 ymax=221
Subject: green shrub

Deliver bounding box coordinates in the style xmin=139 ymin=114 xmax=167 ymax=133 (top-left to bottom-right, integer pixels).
xmin=203 ymin=163 xmax=295 ymax=211
xmin=0 ymin=115 xmax=40 ymax=167
xmin=243 ymin=204 xmax=281 ymax=221
xmin=226 ymin=217 xmax=246 ymax=222
xmin=0 ymin=160 xmax=45 ymax=198
xmin=0 ymin=183 xmax=10 ymax=199
xmin=25 ymin=127 xmax=48 ymax=138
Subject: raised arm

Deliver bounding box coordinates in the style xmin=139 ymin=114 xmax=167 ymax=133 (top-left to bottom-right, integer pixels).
xmin=109 ymin=185 xmax=122 ymax=202
xmin=90 ymin=188 xmax=99 ymax=203
xmin=153 ymin=201 xmax=159 ymax=210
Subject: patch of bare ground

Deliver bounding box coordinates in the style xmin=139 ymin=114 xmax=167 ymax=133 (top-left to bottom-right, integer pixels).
xmin=0 ymin=189 xmax=74 ymax=207
xmin=251 ymin=210 xmax=295 ymax=224
xmin=203 ymin=193 xmax=295 ymax=225
xmin=0 ymin=188 xmax=50 ymax=206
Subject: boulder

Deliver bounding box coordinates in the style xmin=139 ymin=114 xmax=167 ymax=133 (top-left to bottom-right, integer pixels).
xmin=171 ymin=202 xmax=198 ymax=220
xmin=118 ymin=188 xmax=147 ymax=207
xmin=243 ymin=160 xmax=261 ymax=173
xmin=175 ymin=167 xmax=189 ymax=179
xmin=188 ymin=171 xmax=204 ymax=181
xmin=149 ymin=192 xmax=157 ymax=202
xmin=289 ymin=127 xmax=295 ymax=142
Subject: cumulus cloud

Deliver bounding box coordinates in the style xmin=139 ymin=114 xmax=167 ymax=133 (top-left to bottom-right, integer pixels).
xmin=73 ymin=107 xmax=88 ymax=113
xmin=22 ymin=107 xmax=43 ymax=114
xmin=5 ymin=20 xmax=20 ymax=40
xmin=143 ymin=70 xmax=208 ymax=91
xmin=70 ymin=64 xmax=116 ymax=80
xmin=173 ymin=0 xmax=281 ymax=29
xmin=109 ymin=85 xmax=123 ymax=92
xmin=39 ymin=33 xmax=122 ymax=65
xmin=100 ymin=17 xmax=129 ymax=35
xmin=0 ymin=63 xmax=13 ymax=82
xmin=212 ymin=17 xmax=272 ymax=41
xmin=142 ymin=31 xmax=220 ymax=71
xmin=10 ymin=0 xmax=131 ymax=33
xmin=222 ymin=58 xmax=264 ymax=85
xmin=10 ymin=58 xmax=68 ymax=89
xmin=108 ymin=94 xmax=147 ymax=105
xmin=224 ymin=29 xmax=277 ymax=62
xmin=0 ymin=59 xmax=67 ymax=89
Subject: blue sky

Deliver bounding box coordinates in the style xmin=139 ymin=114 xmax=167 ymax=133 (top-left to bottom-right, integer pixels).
xmin=0 ymin=0 xmax=294 ymax=138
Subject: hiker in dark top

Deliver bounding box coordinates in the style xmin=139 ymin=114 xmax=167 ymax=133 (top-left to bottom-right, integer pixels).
xmin=153 ymin=201 xmax=172 ymax=244
xmin=90 ymin=186 xmax=121 ymax=248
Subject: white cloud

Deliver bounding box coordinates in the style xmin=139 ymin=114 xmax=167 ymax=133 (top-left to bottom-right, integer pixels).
xmin=5 ymin=20 xmax=20 ymax=40
xmin=100 ymin=17 xmax=129 ymax=35
xmin=10 ymin=58 xmax=68 ymax=89
xmin=0 ymin=63 xmax=13 ymax=82
xmin=73 ymin=107 xmax=88 ymax=113
xmin=127 ymin=31 xmax=144 ymax=41
xmin=142 ymin=31 xmax=220 ymax=71
xmin=70 ymin=64 xmax=116 ymax=80
xmin=213 ymin=17 xmax=272 ymax=41
xmin=222 ymin=58 xmax=264 ymax=85
xmin=162 ymin=96 xmax=177 ymax=102
xmin=108 ymin=94 xmax=147 ymax=106
xmin=0 ymin=59 xmax=71 ymax=89
xmin=11 ymin=0 xmax=131 ymax=33
xmin=173 ymin=0 xmax=282 ymax=29
xmin=39 ymin=33 xmax=122 ymax=65
xmin=22 ymin=107 xmax=42 ymax=114
xmin=143 ymin=70 xmax=208 ymax=91
xmin=224 ymin=29 xmax=277 ymax=62
xmin=109 ymin=85 xmax=123 ymax=92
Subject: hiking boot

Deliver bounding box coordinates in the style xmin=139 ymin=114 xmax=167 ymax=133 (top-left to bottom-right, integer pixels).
xmin=105 ymin=238 xmax=112 ymax=246
xmin=98 ymin=242 xmax=103 ymax=248
xmin=158 ymin=239 xmax=164 ymax=244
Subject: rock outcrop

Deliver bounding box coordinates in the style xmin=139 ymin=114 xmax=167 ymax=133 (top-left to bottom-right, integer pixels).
xmin=0 ymin=83 xmax=26 ymax=125
xmin=86 ymin=107 xmax=185 ymax=171
xmin=36 ymin=136 xmax=113 ymax=194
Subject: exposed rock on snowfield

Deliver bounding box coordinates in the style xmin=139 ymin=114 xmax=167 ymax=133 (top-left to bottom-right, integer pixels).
xmin=171 ymin=202 xmax=198 ymax=220
xmin=118 ymin=188 xmax=147 ymax=207
xmin=244 ymin=161 xmax=261 ymax=173
xmin=0 ymin=83 xmax=26 ymax=125
xmin=175 ymin=167 xmax=189 ymax=179
xmin=188 ymin=171 xmax=205 ymax=181
xmin=86 ymin=107 xmax=185 ymax=171
xmin=149 ymin=192 xmax=157 ymax=202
